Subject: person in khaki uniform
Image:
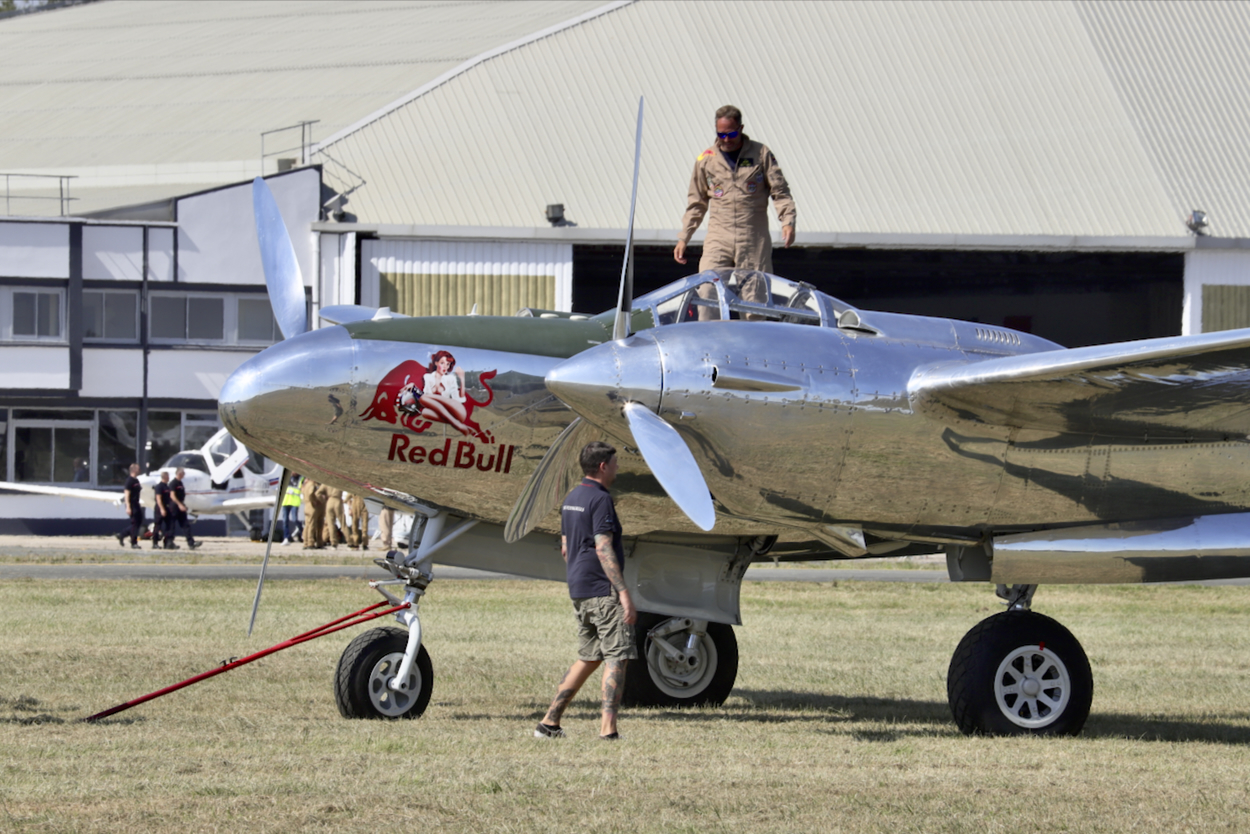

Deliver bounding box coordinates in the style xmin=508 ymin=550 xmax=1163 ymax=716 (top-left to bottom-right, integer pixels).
xmin=674 ymin=105 xmax=796 ymax=320
xmin=301 ymin=478 xmax=326 ymax=549
xmin=346 ymin=493 xmax=369 ymax=550
xmin=322 ymin=486 xmax=346 ymax=548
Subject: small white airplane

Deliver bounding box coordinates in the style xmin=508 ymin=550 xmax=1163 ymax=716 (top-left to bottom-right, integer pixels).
xmin=0 ymin=428 xmax=281 ymax=533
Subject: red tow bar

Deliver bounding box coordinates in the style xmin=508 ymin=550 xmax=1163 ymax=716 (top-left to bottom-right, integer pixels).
xmin=83 ymin=600 xmax=409 ymax=722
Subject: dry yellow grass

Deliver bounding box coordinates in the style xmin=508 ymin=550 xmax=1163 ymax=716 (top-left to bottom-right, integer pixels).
xmin=3 ymin=577 xmax=1250 ymax=832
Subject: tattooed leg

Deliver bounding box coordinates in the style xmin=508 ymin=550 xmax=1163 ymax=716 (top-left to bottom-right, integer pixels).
xmin=543 ymin=659 xmax=599 ymax=726
xmin=600 ymin=659 xmax=628 ymax=736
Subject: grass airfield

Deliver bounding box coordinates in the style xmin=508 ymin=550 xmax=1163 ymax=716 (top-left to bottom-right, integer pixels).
xmin=3 ymin=538 xmax=1250 ymax=832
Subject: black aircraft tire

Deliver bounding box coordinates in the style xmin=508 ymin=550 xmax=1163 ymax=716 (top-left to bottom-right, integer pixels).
xmin=947 ymin=610 xmax=1092 ymax=736
xmin=335 ymin=626 xmax=433 ymax=720
xmin=623 ymin=613 xmax=738 ymax=708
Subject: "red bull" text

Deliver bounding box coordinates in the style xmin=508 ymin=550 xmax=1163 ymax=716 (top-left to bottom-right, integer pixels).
xmin=387 ymin=434 xmax=516 ymax=473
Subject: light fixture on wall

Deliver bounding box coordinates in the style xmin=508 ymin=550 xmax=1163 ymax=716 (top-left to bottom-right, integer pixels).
xmin=545 ymin=204 xmax=565 ymax=226
xmin=1186 ymin=210 xmax=1210 ymax=236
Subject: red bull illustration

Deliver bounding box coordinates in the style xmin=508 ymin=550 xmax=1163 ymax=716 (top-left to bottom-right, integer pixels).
xmin=360 ymin=350 xmax=497 ymax=443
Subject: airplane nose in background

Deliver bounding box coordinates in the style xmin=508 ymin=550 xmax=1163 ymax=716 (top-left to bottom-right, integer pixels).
xmin=545 ymin=332 xmax=663 ymax=426
xmin=218 ymin=326 xmax=354 ymax=446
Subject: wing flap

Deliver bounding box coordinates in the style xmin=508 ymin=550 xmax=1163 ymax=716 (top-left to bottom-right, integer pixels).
xmin=910 ymin=327 xmax=1250 ymax=439
xmin=0 ymin=482 xmax=124 ymax=504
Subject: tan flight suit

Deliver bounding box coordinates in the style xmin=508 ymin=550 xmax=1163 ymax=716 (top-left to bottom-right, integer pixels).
xmin=678 ymin=135 xmax=796 ymax=274
xmin=322 ymin=486 xmax=345 ymax=547
xmin=301 ymin=479 xmax=326 ymax=549
xmin=377 ymin=507 xmax=395 ymax=551
xmin=347 ymin=494 xmax=368 ymax=549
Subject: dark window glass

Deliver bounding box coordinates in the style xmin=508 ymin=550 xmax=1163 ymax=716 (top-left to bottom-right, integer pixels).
xmin=54 ymin=428 xmax=91 ymax=482
xmin=13 ymin=292 xmax=36 ymax=336
xmin=83 ymin=292 xmax=105 ymax=338
xmin=104 ymin=293 xmax=137 ymax=340
xmin=238 ymin=297 xmax=277 ymax=341
xmin=14 ymin=426 xmax=52 ymax=481
xmin=98 ymin=410 xmax=138 ymax=486
xmin=183 ymin=423 xmax=220 ymax=452
xmin=151 ymin=296 xmax=186 ymax=339
xmin=37 ymin=293 xmax=59 ymax=337
xmin=147 ymin=411 xmax=181 ymax=471
xmin=188 ymin=296 xmax=224 ymax=340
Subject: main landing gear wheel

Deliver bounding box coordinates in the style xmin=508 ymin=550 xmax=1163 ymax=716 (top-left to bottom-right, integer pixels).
xmin=335 ymin=626 xmax=433 ymax=719
xmin=947 ymin=610 xmax=1092 ymax=736
xmin=623 ymin=613 xmax=738 ymax=708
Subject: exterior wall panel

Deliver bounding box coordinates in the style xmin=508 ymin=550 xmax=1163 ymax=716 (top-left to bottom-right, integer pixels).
xmin=0 ymin=222 xmax=68 ymax=278
xmin=5 ymin=346 xmax=70 ymax=388
xmin=83 ymin=225 xmax=143 ymax=281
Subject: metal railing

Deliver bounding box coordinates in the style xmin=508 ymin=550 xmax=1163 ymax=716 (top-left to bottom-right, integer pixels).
xmin=2 ymin=173 xmax=77 ymax=216
xmin=260 ymin=120 xmax=320 ymax=171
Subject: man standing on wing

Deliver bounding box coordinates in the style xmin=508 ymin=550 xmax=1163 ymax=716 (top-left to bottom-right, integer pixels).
xmin=535 ymin=441 xmax=637 ymax=741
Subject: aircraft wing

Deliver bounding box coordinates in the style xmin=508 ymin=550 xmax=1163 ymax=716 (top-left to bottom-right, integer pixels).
xmin=910 ymin=327 xmax=1250 ymax=440
xmin=0 ymin=482 xmax=124 ymax=504
xmin=217 ymin=496 xmax=277 ymax=512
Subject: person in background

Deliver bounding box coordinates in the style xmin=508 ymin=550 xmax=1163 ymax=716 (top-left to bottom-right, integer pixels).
xmin=321 ymin=484 xmax=345 ymax=548
xmin=378 ymin=506 xmax=395 ymax=553
xmin=347 ymin=492 xmax=369 ymax=550
xmin=169 ymin=467 xmax=201 ymax=550
xmin=153 ymin=470 xmax=176 ymax=550
xmin=302 ymin=478 xmax=326 ymax=550
xmin=115 ymin=463 xmax=144 ymax=550
xmin=281 ymin=473 xmax=303 ymax=546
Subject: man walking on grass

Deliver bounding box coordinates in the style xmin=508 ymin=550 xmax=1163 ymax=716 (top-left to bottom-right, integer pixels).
xmin=535 ymin=441 xmax=637 ymax=741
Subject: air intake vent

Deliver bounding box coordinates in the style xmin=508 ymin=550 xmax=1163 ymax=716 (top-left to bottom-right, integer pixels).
xmin=975 ymin=327 xmax=1021 ymax=346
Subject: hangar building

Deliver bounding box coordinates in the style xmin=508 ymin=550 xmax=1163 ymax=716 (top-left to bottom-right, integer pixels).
xmin=1 ymin=0 xmax=1249 ymax=532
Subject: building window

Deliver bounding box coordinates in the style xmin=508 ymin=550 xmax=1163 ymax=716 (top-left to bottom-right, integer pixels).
xmin=1 ymin=287 xmax=65 ymax=342
xmin=149 ymin=293 xmax=278 ymax=345
xmin=83 ymin=290 xmax=139 ymax=342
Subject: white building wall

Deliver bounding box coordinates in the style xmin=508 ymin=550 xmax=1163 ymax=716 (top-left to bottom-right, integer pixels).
xmin=149 ymin=226 xmax=174 ymax=282
xmin=80 ymin=349 xmax=145 ymax=398
xmin=1181 ymin=249 xmax=1250 ymax=335
xmin=0 ymin=222 xmax=68 ymax=278
xmin=176 ymin=167 xmax=319 ymax=286
xmin=147 ymin=350 xmax=256 ymax=400
xmin=83 ymin=225 xmax=143 ymax=281
xmin=5 ymin=346 xmax=70 ymax=388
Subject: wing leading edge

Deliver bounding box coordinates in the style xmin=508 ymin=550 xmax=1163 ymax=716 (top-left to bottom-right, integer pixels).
xmin=910 ymin=327 xmax=1250 ymax=440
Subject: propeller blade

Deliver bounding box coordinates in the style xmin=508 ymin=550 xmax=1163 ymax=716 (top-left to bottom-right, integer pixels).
xmin=623 ymin=402 xmax=715 ymax=531
xmin=612 ymin=96 xmax=644 ymax=342
xmin=251 ymin=177 xmax=308 ymax=340
xmin=504 ymin=417 xmax=594 ymax=543
xmin=248 ymin=467 xmax=291 ymax=636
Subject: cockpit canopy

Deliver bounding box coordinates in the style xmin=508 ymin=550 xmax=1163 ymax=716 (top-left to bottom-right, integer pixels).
xmin=632 ymin=269 xmax=860 ymax=329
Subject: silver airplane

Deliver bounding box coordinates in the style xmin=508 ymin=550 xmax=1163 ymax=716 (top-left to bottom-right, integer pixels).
xmin=221 ymin=112 xmax=1250 ymax=735
xmin=0 ymin=428 xmax=280 ymax=534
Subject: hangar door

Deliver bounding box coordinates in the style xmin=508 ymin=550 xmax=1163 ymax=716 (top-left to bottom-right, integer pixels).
xmin=360 ymin=239 xmax=572 ymax=317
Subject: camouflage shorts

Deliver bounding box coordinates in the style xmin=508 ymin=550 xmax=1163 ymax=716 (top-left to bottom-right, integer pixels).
xmin=572 ymin=595 xmax=637 ymax=661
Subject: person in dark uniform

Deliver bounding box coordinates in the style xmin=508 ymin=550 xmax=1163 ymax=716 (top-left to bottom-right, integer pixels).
xmin=170 ymin=467 xmax=201 ymax=550
xmin=115 ymin=463 xmax=144 ymax=550
xmin=153 ymin=470 xmax=176 ymax=550
xmin=535 ymin=441 xmax=637 ymax=741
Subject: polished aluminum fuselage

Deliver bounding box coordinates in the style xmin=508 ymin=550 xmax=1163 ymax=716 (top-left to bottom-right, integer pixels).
xmin=219 ymin=312 xmax=1250 ymax=546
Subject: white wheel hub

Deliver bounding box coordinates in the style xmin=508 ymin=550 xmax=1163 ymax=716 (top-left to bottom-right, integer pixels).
xmin=368 ymin=651 xmax=422 ymax=717
xmin=646 ymin=621 xmax=718 ymax=699
xmin=993 ymin=644 xmax=1072 ymax=729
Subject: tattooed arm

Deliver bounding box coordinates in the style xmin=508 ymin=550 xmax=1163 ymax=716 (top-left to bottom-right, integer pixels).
xmin=561 ymin=535 xmax=567 ymax=563
xmin=595 ymin=532 xmax=636 ymax=624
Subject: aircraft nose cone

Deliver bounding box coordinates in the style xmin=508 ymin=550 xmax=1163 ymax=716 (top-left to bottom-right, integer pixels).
xmin=219 ymin=326 xmax=355 ymax=457
xmin=545 ymin=332 xmax=663 ymax=430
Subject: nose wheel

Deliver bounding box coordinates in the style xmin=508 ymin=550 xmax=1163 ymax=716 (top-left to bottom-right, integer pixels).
xmin=335 ymin=626 xmax=434 ymax=719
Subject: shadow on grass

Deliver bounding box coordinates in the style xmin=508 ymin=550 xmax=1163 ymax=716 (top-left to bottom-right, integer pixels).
xmin=1084 ymin=712 xmax=1250 ymax=744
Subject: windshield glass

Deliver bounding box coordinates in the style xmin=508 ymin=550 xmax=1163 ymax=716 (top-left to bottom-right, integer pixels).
xmin=162 ymin=452 xmax=207 ymax=471
xmin=634 ymin=269 xmax=852 ymax=327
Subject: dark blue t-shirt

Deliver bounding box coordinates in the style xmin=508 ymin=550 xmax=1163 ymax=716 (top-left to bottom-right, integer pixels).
xmin=561 ymin=477 xmax=623 ymax=599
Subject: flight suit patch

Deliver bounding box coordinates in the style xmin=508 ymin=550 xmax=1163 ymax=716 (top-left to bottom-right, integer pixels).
xmin=738 ymin=157 xmax=755 ymax=167
xmin=746 ymin=181 xmax=757 ymax=193
xmin=713 ymin=187 xmax=724 ymax=198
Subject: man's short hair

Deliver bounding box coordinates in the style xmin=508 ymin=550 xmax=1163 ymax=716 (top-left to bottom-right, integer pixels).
xmin=715 ymin=105 xmax=742 ymax=125
xmin=580 ymin=441 xmax=617 ymax=476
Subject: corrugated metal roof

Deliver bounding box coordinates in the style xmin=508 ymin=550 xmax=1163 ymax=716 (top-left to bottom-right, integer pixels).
xmin=315 ymin=0 xmax=1244 ymax=240
xmin=5 ymin=0 xmax=1249 ymax=241
xmin=0 ymin=0 xmax=607 ymax=214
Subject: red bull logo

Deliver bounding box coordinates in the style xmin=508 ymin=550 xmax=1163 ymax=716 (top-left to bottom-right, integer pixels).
xmin=360 ymin=350 xmax=497 ymax=443
xmin=386 ymin=435 xmax=515 ymax=473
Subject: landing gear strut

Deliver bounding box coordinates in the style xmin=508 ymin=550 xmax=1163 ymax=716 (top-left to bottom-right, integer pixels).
xmin=333 ymin=507 xmax=478 ymax=720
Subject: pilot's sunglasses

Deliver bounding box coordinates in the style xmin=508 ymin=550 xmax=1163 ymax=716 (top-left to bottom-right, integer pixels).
xmin=716 ymin=130 xmax=740 ymax=139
